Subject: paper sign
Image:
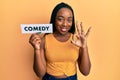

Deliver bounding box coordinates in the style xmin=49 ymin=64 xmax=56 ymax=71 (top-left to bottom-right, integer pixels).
xmin=20 ymin=24 xmax=53 ymax=34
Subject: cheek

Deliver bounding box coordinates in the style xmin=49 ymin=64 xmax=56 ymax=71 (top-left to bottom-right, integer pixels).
xmin=55 ymin=21 xmax=62 ymax=26
xmin=68 ymin=23 xmax=73 ymax=28
xmin=55 ymin=21 xmax=62 ymax=29
xmin=55 ymin=22 xmax=60 ymax=30
xmin=69 ymin=22 xmax=72 ymax=26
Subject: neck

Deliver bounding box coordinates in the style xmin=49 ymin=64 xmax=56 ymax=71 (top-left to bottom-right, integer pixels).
xmin=53 ymin=31 xmax=71 ymax=42
xmin=54 ymin=31 xmax=70 ymax=37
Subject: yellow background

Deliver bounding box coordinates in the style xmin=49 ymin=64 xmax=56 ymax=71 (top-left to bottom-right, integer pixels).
xmin=0 ymin=0 xmax=120 ymax=80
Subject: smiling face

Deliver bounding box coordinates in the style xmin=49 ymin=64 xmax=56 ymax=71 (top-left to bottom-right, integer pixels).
xmin=55 ymin=8 xmax=73 ymax=35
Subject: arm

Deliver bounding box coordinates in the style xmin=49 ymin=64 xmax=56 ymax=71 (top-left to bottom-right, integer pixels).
xmin=29 ymin=33 xmax=46 ymax=78
xmin=78 ymin=46 xmax=91 ymax=76
xmin=72 ymin=22 xmax=91 ymax=76
xmin=33 ymin=44 xmax=46 ymax=77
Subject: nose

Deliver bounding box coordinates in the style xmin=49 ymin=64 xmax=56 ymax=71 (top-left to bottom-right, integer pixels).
xmin=63 ymin=20 xmax=67 ymax=27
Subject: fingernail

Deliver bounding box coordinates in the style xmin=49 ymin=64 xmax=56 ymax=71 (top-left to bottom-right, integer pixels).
xmin=72 ymin=36 xmax=74 ymax=41
xmin=37 ymin=32 xmax=41 ymax=34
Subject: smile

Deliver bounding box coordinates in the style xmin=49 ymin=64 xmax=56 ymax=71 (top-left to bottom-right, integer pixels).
xmin=61 ymin=27 xmax=68 ymax=32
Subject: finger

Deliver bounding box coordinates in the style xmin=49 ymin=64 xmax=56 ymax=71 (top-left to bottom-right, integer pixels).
xmin=32 ymin=37 xmax=41 ymax=45
xmin=80 ymin=22 xmax=84 ymax=34
xmin=72 ymin=33 xmax=80 ymax=42
xmin=30 ymin=37 xmax=41 ymax=44
xmin=30 ymin=33 xmax=38 ymax=39
xmin=71 ymin=37 xmax=78 ymax=46
xmin=37 ymin=32 xmax=41 ymax=34
xmin=38 ymin=33 xmax=45 ymax=39
xmin=76 ymin=21 xmax=81 ymax=34
xmin=76 ymin=34 xmax=81 ymax=39
xmin=85 ymin=27 xmax=91 ymax=38
xmin=31 ymin=39 xmax=41 ymax=48
xmin=29 ymin=34 xmax=40 ymax=43
xmin=29 ymin=33 xmax=35 ymax=40
xmin=71 ymin=40 xmax=81 ymax=47
xmin=71 ymin=39 xmax=76 ymax=44
xmin=35 ymin=39 xmax=41 ymax=43
xmin=29 ymin=33 xmax=36 ymax=43
xmin=72 ymin=33 xmax=77 ymax=41
xmin=31 ymin=35 xmax=40 ymax=41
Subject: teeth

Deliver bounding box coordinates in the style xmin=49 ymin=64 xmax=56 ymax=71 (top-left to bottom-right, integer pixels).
xmin=61 ymin=28 xmax=67 ymax=31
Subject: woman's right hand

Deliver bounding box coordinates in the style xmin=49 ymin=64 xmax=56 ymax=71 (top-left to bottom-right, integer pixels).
xmin=29 ymin=33 xmax=45 ymax=50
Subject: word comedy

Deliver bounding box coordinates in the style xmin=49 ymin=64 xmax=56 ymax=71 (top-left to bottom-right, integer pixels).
xmin=21 ymin=24 xmax=53 ymax=34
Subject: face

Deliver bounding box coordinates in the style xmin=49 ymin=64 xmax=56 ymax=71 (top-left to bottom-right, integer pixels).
xmin=55 ymin=8 xmax=73 ymax=35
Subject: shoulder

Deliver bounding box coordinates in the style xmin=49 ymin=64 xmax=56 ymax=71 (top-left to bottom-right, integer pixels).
xmin=45 ymin=33 xmax=53 ymax=37
xmin=45 ymin=33 xmax=53 ymax=40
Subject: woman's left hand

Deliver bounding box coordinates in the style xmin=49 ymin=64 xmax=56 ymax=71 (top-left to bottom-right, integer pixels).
xmin=71 ymin=22 xmax=91 ymax=48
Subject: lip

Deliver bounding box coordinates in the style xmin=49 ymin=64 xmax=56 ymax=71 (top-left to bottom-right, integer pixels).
xmin=61 ymin=27 xmax=68 ymax=32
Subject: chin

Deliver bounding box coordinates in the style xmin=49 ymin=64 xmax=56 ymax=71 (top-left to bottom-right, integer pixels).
xmin=60 ymin=31 xmax=68 ymax=35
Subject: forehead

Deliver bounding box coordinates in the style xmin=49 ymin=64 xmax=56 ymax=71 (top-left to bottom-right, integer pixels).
xmin=56 ymin=8 xmax=73 ymax=17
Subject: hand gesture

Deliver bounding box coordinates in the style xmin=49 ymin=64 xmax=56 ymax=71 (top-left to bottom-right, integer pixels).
xmin=71 ymin=22 xmax=91 ymax=48
xmin=29 ymin=33 xmax=45 ymax=50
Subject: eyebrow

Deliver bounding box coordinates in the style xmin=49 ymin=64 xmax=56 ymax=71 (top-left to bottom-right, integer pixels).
xmin=56 ymin=16 xmax=73 ymax=18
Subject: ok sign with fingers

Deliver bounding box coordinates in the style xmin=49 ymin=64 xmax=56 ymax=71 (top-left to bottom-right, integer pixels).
xmin=71 ymin=22 xmax=91 ymax=48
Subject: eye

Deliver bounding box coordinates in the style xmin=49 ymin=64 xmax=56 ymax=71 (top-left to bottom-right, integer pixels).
xmin=68 ymin=18 xmax=73 ymax=23
xmin=56 ymin=16 xmax=64 ymax=22
xmin=68 ymin=19 xmax=72 ymax=22
xmin=56 ymin=17 xmax=64 ymax=22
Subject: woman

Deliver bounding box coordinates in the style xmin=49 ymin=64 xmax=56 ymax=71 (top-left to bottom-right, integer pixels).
xmin=29 ymin=2 xmax=91 ymax=80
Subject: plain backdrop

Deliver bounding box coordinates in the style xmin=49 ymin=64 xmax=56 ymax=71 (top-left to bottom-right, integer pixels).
xmin=0 ymin=0 xmax=120 ymax=80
